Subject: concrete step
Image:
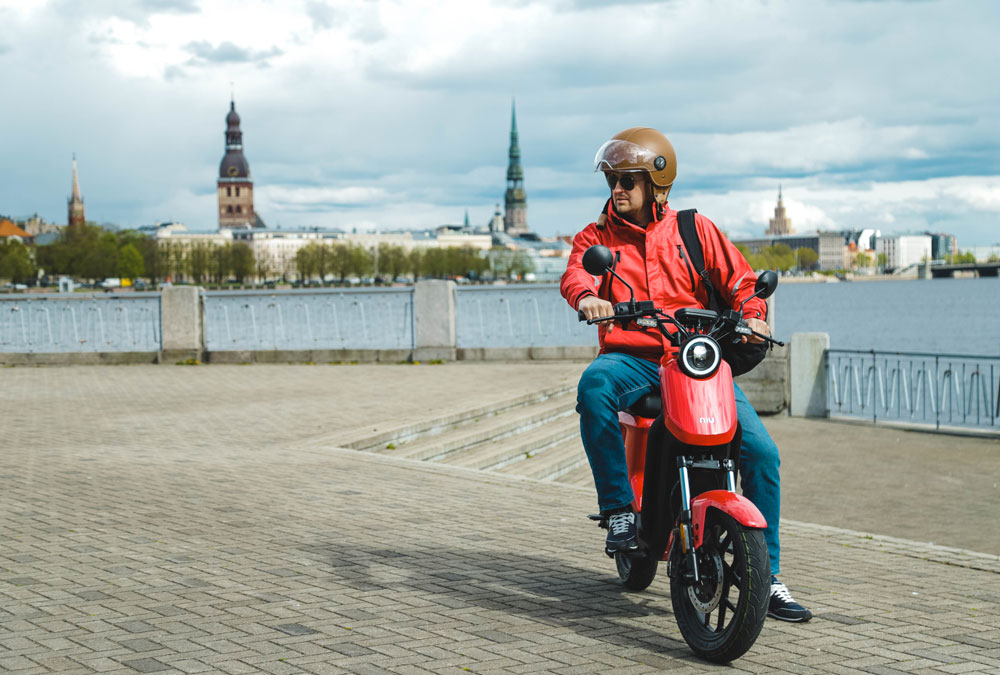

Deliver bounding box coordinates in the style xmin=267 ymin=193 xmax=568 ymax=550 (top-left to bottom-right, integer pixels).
xmin=492 ymin=435 xmax=587 ymax=482
xmin=378 ymin=391 xmax=577 ymax=462
xmin=343 ymin=384 xmax=575 ymax=453
xmin=556 ymin=461 xmax=597 ymax=489
xmin=437 ymin=414 xmax=579 ymax=471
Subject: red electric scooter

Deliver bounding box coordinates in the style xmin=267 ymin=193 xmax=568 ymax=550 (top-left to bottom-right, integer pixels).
xmin=578 ymin=244 xmax=782 ymax=663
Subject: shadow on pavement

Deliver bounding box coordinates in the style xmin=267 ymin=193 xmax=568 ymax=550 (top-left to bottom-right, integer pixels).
xmin=305 ymin=540 xmax=697 ymax=656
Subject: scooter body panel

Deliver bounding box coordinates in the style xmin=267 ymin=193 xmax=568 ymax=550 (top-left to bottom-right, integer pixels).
xmin=690 ymin=490 xmax=767 ymax=549
xmin=619 ymin=412 xmax=656 ymax=511
xmin=658 ymin=358 xmax=738 ymax=446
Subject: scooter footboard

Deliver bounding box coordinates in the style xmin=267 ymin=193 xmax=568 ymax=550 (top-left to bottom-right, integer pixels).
xmin=690 ymin=491 xmax=766 ymax=549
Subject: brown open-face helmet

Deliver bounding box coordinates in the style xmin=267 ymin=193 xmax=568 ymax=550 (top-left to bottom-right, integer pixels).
xmin=594 ymin=127 xmax=677 ymax=205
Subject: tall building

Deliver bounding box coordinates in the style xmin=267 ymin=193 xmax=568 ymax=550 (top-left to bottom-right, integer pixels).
xmin=503 ymin=100 xmax=528 ymax=235
xmin=217 ymin=98 xmax=259 ymax=230
xmin=766 ymin=186 xmax=794 ymax=235
xmin=68 ymin=156 xmax=85 ymax=227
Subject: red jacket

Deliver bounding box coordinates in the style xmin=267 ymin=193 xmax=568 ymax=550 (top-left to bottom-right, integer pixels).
xmin=560 ymin=201 xmax=767 ymax=361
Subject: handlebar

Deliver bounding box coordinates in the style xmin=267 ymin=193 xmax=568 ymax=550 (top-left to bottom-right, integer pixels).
xmin=577 ymin=302 xmax=784 ymax=348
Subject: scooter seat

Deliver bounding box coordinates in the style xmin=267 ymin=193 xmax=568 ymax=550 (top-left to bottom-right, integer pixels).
xmin=625 ymin=392 xmax=661 ymax=419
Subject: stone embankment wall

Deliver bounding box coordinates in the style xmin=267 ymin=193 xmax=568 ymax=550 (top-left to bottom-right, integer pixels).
xmin=1 ymin=283 xmax=809 ymax=415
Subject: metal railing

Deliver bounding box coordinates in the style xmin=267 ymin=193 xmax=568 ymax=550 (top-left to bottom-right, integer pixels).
xmin=203 ymin=287 xmax=414 ymax=351
xmin=827 ymin=349 xmax=1000 ymax=432
xmin=455 ymin=284 xmax=594 ymax=348
xmin=0 ymin=293 xmax=162 ymax=353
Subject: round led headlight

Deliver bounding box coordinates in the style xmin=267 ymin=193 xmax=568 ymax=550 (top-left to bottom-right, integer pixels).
xmin=678 ymin=336 xmax=722 ymax=379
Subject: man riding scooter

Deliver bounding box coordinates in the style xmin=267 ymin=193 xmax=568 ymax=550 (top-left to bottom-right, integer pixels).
xmin=560 ymin=127 xmax=811 ymax=622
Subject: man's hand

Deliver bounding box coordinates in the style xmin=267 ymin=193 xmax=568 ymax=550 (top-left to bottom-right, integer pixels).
xmin=578 ymin=295 xmax=616 ymax=333
xmin=743 ymin=317 xmax=769 ymax=344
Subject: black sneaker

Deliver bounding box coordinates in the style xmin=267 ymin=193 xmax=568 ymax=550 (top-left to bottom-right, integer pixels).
xmin=768 ymin=577 xmax=812 ymax=622
xmin=605 ymin=510 xmax=638 ymax=553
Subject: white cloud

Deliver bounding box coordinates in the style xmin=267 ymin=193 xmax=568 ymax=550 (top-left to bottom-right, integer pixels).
xmin=1 ymin=0 xmax=999 ymax=245
xmin=680 ymin=118 xmax=934 ymax=175
xmin=682 ymin=175 xmax=1000 ymax=243
xmin=259 ymin=185 xmax=391 ymax=211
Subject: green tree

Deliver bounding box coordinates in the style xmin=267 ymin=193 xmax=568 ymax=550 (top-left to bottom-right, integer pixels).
xmin=187 ymin=243 xmax=211 ymax=284
xmin=422 ymin=248 xmax=447 ymax=278
xmin=489 ymin=249 xmax=535 ymax=280
xmin=795 ymin=247 xmax=818 ymax=271
xmin=0 ymin=240 xmax=35 ymax=283
xmin=210 ymin=244 xmax=231 ymax=285
xmin=876 ymin=253 xmax=888 ymax=270
xmin=408 ymin=248 xmax=426 ymax=279
xmin=377 ymin=243 xmax=409 ymax=281
xmin=350 ymin=244 xmax=373 ymax=278
xmin=451 ymin=246 xmax=488 ymax=279
xmin=117 ymin=243 xmax=145 ymax=281
xmin=231 ymin=243 xmax=254 ymax=284
xmin=254 ymin=255 xmax=272 ymax=284
xmin=79 ymin=232 xmax=119 ymax=281
xmin=295 ymin=243 xmax=319 ymax=281
xmin=314 ymin=243 xmax=333 ymax=281
xmin=136 ymin=238 xmax=168 ymax=284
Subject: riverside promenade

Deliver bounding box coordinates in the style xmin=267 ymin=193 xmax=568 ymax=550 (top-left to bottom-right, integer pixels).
xmin=2 ymin=362 xmax=1000 ymax=674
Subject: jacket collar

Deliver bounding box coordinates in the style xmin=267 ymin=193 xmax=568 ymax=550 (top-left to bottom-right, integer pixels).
xmin=598 ymin=198 xmax=672 ymax=234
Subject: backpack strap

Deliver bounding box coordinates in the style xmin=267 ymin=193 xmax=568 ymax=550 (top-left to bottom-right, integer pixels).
xmin=677 ymin=208 xmax=727 ymax=312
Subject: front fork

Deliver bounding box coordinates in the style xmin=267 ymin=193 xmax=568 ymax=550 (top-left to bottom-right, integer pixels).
xmin=673 ymin=456 xmax=737 ymax=583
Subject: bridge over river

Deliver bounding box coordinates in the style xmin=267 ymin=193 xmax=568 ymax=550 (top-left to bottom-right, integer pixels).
xmin=922 ymin=260 xmax=1000 ymax=278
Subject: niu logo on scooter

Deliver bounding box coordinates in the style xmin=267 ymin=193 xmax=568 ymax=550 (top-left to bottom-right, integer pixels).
xmin=698 ymin=416 xmax=716 ymax=424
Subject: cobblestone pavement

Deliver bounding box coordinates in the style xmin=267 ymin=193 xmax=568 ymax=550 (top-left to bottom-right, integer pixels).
xmin=2 ymin=364 xmax=1000 ymax=674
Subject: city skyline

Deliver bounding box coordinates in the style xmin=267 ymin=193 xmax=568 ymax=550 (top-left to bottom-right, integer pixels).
xmin=1 ymin=0 xmax=998 ymax=244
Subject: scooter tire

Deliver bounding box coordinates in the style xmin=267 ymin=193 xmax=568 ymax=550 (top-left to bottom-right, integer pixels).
xmin=615 ymin=551 xmax=658 ymax=591
xmin=670 ymin=509 xmax=769 ymax=663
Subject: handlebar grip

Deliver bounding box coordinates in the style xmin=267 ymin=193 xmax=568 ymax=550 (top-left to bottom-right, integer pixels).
xmin=578 ymin=310 xmax=586 ymax=321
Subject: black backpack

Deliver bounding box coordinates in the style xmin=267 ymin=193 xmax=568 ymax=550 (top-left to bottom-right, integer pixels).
xmin=676 ymin=209 xmax=768 ymax=377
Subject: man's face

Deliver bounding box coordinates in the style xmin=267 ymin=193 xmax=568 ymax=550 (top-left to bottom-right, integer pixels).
xmin=605 ymin=171 xmax=649 ymax=220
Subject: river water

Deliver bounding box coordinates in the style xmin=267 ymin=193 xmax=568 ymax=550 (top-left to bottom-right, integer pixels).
xmin=773 ymin=276 xmax=1000 ymax=356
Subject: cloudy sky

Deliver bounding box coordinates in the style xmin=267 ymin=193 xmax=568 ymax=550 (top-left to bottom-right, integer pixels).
xmin=1 ymin=0 xmax=998 ymax=244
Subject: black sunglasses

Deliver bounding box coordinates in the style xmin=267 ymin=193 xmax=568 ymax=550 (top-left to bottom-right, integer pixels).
xmin=605 ymin=173 xmax=641 ymax=191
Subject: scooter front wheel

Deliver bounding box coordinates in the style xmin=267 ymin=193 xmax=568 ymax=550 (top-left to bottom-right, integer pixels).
xmin=670 ymin=509 xmax=769 ymax=663
xmin=615 ymin=550 xmax=657 ymax=591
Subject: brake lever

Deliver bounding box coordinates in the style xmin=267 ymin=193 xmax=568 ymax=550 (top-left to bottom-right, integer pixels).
xmin=748 ymin=329 xmax=785 ymax=347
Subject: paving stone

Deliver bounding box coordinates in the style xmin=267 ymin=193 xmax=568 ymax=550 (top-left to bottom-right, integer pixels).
xmin=3 ymin=363 xmax=1000 ymax=674
xmin=121 ymin=657 xmax=172 ymax=672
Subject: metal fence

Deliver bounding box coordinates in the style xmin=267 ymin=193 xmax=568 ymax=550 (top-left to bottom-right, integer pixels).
xmin=455 ymin=284 xmax=595 ymax=349
xmin=827 ymin=349 xmax=1000 ymax=432
xmin=0 ymin=293 xmax=162 ymax=353
xmin=203 ymin=288 xmax=414 ymax=351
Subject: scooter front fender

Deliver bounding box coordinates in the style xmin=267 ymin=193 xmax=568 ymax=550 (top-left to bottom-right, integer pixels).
xmin=690 ymin=490 xmax=767 ymax=549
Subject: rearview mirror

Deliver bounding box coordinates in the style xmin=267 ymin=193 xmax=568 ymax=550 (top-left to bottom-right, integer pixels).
xmin=754 ymin=270 xmax=778 ymax=299
xmin=582 ymin=245 xmax=614 ymax=276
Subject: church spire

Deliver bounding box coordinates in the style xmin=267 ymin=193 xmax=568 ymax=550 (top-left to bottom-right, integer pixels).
xmin=503 ymin=99 xmax=528 ymax=234
xmin=68 ymin=155 xmax=85 ymax=227
xmin=218 ymin=97 xmax=258 ymax=229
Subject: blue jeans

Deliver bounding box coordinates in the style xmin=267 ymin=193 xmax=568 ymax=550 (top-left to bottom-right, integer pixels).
xmin=577 ymin=352 xmax=782 ymax=576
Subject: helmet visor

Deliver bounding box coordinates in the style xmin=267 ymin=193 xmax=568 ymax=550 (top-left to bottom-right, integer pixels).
xmin=593 ymin=139 xmax=658 ymax=173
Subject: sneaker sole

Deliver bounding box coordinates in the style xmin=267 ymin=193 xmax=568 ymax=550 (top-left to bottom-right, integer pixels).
xmin=605 ymin=541 xmax=640 ymax=555
xmin=767 ymin=611 xmax=813 ymax=623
